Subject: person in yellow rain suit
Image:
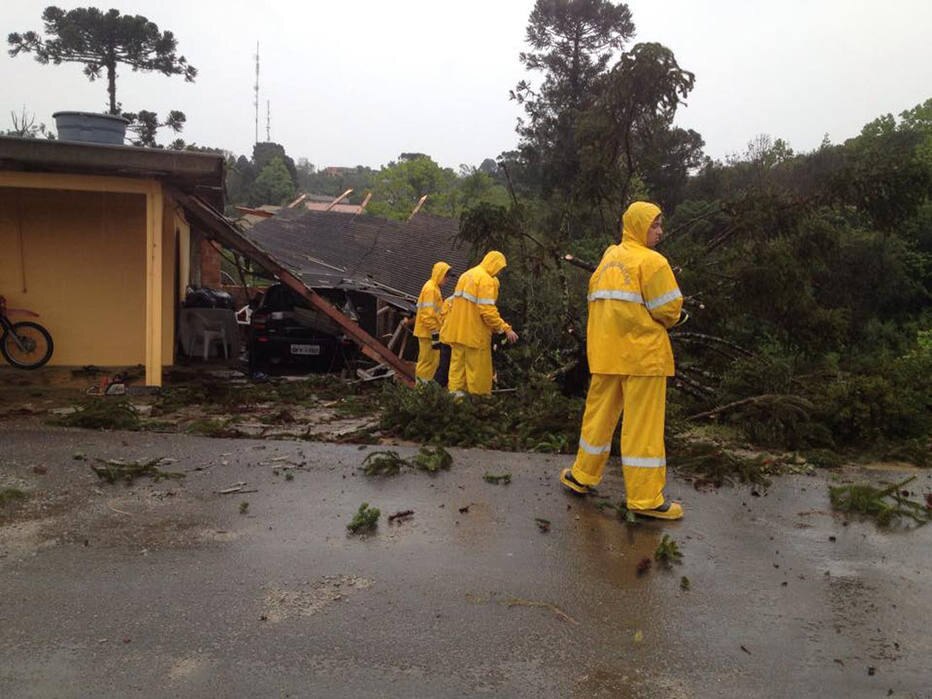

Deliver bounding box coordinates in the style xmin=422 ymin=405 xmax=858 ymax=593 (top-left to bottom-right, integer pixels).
xmin=440 ymin=250 xmax=518 ymax=396
xmin=412 ymin=261 xmax=451 ymax=382
xmin=560 ymin=201 xmax=685 ymax=520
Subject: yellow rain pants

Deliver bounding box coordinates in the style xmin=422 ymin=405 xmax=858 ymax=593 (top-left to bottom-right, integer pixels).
xmin=415 ymin=337 xmax=440 ymax=383
xmin=413 ymin=261 xmax=451 ymax=382
xmin=568 ymin=374 xmax=667 ymax=511
xmin=447 ymin=344 xmax=493 ymax=396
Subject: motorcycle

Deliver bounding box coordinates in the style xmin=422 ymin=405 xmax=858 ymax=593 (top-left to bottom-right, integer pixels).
xmin=0 ymin=295 xmax=54 ymax=369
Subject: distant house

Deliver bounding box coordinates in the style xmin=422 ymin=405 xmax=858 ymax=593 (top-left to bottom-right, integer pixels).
xmin=0 ymin=136 xmax=225 ymax=386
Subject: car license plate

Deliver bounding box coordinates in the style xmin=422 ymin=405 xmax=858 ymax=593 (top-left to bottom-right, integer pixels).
xmin=290 ymin=344 xmax=321 ymax=356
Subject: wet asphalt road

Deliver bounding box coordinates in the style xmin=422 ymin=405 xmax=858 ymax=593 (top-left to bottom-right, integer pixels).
xmin=1 ymin=424 xmax=930 ymax=698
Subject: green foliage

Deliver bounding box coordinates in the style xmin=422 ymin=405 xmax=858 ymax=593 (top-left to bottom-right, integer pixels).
xmin=359 ymin=445 xmax=453 ymax=476
xmin=365 ymin=154 xmax=509 ymax=220
xmin=802 ymin=336 xmax=931 ymax=447
xmin=360 ymin=450 xmax=407 ymax=477
xmin=668 ymin=436 xmax=773 ymax=487
xmin=513 ymin=0 xmax=635 ymax=197
xmin=8 ymin=6 xmax=196 ymax=115
xmin=186 ymin=418 xmax=237 ymax=437
xmin=0 ymin=487 xmax=28 ymax=507
xmin=654 ymin=534 xmax=683 ymax=566
xmin=53 ymin=399 xmax=140 ymax=431
xmin=122 ymin=108 xmax=186 ymax=148
xmin=379 ymin=381 xmax=582 ymax=452
xmin=294 ymin=161 xmax=376 ymax=201
xmin=250 ymin=157 xmax=296 ymax=206
xmin=347 ymin=502 xmax=380 ymax=534
xmin=413 ymin=446 xmax=453 ymax=473
xmin=829 ymin=477 xmax=929 ymax=527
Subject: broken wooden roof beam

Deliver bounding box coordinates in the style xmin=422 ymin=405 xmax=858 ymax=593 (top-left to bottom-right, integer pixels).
xmin=173 ymin=190 xmax=416 ymax=386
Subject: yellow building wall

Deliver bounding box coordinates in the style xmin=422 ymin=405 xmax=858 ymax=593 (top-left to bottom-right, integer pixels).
xmin=0 ymin=186 xmax=181 ymax=368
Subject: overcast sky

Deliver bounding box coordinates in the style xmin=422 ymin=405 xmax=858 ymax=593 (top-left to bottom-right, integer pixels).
xmin=3 ymin=0 xmax=931 ymax=170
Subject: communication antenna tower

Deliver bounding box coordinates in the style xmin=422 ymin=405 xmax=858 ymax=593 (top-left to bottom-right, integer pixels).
xmin=254 ymin=42 xmax=260 ymax=145
xmin=266 ymin=100 xmax=271 ymax=141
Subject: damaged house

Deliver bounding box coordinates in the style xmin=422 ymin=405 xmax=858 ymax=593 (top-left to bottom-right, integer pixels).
xmin=0 ymin=132 xmax=469 ymax=386
xmin=232 ymin=206 xmax=473 ymax=377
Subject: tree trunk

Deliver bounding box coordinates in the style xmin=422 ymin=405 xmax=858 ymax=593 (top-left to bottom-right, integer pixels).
xmin=107 ymin=61 xmax=118 ymax=114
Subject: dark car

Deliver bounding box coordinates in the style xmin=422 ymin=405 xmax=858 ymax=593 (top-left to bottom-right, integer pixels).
xmin=248 ymin=284 xmax=356 ymax=374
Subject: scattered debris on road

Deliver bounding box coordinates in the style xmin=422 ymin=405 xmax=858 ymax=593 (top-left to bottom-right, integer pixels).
xmin=388 ymin=509 xmax=414 ymax=523
xmin=348 ymin=502 xmax=380 ymax=534
xmin=655 ymin=534 xmax=683 ymax=567
xmin=361 ymin=450 xmax=407 ymax=476
xmin=829 ymin=476 xmax=930 ymax=526
xmin=413 ymin=446 xmax=452 ymax=473
xmin=90 ymin=457 xmax=185 ymax=484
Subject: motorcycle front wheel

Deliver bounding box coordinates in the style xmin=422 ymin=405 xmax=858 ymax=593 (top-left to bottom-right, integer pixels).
xmin=1 ymin=321 xmax=54 ymax=369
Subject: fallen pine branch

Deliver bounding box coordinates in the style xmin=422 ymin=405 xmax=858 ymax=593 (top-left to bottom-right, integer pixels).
xmin=687 ymin=394 xmax=813 ymax=422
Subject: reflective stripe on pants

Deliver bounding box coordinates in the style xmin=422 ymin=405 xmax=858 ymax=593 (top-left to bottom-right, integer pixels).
xmin=447 ymin=343 xmax=493 ymax=396
xmin=569 ymin=373 xmax=667 ymax=510
xmin=415 ymin=337 xmax=440 ymax=382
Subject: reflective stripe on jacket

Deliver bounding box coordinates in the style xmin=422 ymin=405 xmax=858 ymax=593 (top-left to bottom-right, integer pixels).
xmin=586 ymin=202 xmax=682 ymax=376
xmin=440 ymin=251 xmax=511 ymax=348
xmin=413 ymin=261 xmax=451 ymax=338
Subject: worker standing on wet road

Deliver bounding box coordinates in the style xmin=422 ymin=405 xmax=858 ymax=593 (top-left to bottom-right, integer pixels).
xmin=560 ymin=202 xmax=684 ymax=520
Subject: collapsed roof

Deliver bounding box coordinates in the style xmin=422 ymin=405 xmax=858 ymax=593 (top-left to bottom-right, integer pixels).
xmin=242 ymin=208 xmax=475 ymax=311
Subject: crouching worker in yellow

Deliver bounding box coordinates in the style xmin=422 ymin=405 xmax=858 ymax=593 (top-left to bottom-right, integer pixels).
xmin=413 ymin=261 xmax=451 ymax=382
xmin=441 ymin=250 xmax=518 ymax=396
xmin=560 ymin=202 xmax=685 ymax=520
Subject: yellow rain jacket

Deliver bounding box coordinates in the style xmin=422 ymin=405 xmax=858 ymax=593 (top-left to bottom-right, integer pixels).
xmin=440 ymin=251 xmax=511 ymax=348
xmin=413 ymin=261 xmax=451 ymax=339
xmin=586 ymin=202 xmax=682 ymax=376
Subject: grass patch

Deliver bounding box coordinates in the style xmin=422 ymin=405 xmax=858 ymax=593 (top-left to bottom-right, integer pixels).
xmin=483 ymin=472 xmax=511 ymax=485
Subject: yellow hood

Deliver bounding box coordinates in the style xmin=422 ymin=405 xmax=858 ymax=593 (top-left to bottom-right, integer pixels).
xmin=479 ymin=250 xmax=507 ymax=277
xmin=621 ymin=201 xmax=662 ymax=246
xmin=431 ymin=261 xmax=451 ymax=286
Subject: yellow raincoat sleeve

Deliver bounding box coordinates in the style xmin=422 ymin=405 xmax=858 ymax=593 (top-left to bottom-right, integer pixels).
xmin=439 ymin=296 xmax=453 ymax=326
xmin=413 ymin=281 xmax=442 ymax=337
xmin=642 ymin=264 xmax=683 ymax=329
xmin=476 ymin=275 xmax=511 ymax=334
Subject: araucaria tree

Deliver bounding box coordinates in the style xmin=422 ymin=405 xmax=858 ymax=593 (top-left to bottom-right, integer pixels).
xmin=513 ymin=0 xmax=634 ymax=197
xmin=8 ymin=6 xmax=196 ymax=143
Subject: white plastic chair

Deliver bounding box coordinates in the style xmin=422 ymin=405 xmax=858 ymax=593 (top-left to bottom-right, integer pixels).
xmin=202 ymin=326 xmax=229 ymax=360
